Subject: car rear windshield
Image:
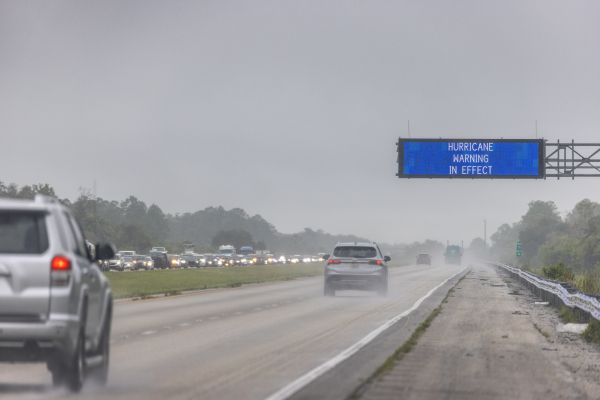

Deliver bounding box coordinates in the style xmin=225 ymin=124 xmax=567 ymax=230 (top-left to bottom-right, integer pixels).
xmin=0 ymin=211 xmax=49 ymax=254
xmin=149 ymin=252 xmax=163 ymax=257
xmin=333 ymin=246 xmax=377 ymax=258
xmin=418 ymin=254 xmax=430 ymax=257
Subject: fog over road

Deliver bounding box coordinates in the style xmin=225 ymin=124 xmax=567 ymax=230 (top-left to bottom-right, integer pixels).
xmin=0 ymin=264 xmax=464 ymax=400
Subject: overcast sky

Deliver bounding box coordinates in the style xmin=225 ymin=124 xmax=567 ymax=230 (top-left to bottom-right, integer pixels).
xmin=1 ymin=1 xmax=599 ymax=245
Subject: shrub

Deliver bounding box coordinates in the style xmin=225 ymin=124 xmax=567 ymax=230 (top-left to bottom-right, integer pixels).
xmin=582 ymin=319 xmax=600 ymax=343
xmin=541 ymin=261 xmax=574 ymax=281
xmin=558 ymin=306 xmax=578 ymax=323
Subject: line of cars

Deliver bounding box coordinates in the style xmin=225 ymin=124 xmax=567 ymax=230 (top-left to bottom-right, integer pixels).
xmin=100 ymin=249 xmax=325 ymax=271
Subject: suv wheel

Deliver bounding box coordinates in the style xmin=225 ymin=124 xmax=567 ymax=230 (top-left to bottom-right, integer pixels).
xmin=89 ymin=308 xmax=111 ymax=386
xmin=324 ymin=283 xmax=335 ymax=297
xmin=65 ymin=329 xmax=86 ymax=392
xmin=377 ymin=282 xmax=388 ymax=297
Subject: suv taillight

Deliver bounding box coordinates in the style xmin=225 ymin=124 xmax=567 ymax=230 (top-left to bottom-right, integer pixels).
xmin=51 ymin=256 xmax=72 ymax=286
xmin=369 ymin=260 xmax=382 ymax=265
xmin=52 ymin=256 xmax=71 ymax=270
xmin=327 ymin=259 xmax=341 ymax=265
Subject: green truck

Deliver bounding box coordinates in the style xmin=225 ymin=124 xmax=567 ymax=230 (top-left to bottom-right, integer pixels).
xmin=445 ymin=245 xmax=462 ymax=265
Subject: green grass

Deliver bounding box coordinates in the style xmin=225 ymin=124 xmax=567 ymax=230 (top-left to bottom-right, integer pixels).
xmin=558 ymin=306 xmax=578 ymax=324
xmin=105 ymin=263 xmax=325 ymax=299
xmin=533 ymin=323 xmax=551 ymax=342
xmin=582 ymin=319 xmax=600 ymax=343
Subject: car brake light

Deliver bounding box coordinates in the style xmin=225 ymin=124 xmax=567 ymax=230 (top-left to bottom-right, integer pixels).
xmin=51 ymin=256 xmax=71 ymax=286
xmin=369 ymin=260 xmax=382 ymax=265
xmin=52 ymin=256 xmax=71 ymax=271
xmin=327 ymin=259 xmax=341 ymax=264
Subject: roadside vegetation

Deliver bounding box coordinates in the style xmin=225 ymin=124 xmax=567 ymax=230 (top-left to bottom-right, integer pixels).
xmin=105 ymin=263 xmax=325 ymax=299
xmin=491 ymin=198 xmax=600 ymax=296
xmin=521 ymin=262 xmax=600 ymax=295
xmin=582 ymin=319 xmax=600 ymax=343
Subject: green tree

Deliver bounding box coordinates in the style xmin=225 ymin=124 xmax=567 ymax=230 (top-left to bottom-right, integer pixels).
xmin=0 ymin=181 xmax=19 ymax=198
xmin=121 ymin=196 xmax=148 ymax=224
xmin=117 ymin=223 xmax=153 ymax=253
xmin=467 ymin=237 xmax=487 ymax=258
xmin=518 ymin=200 xmax=565 ymax=264
xmin=143 ymin=204 xmax=169 ymax=241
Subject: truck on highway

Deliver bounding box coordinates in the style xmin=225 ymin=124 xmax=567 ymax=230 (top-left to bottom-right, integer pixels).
xmin=218 ymin=245 xmax=236 ymax=256
xmin=240 ymin=246 xmax=254 ymax=255
xmin=184 ymin=244 xmax=195 ymax=254
xmin=445 ymin=245 xmax=462 ymax=265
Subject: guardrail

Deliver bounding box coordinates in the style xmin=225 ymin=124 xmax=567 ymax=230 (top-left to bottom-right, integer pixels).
xmin=490 ymin=262 xmax=600 ymax=322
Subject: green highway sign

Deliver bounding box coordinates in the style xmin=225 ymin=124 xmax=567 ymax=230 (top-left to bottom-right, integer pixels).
xmin=516 ymin=241 xmax=522 ymax=257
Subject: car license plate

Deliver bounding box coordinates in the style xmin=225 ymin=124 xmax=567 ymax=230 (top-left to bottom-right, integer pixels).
xmin=351 ymin=263 xmax=359 ymax=269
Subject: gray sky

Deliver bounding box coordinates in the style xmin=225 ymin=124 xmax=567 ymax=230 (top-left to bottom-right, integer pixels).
xmin=1 ymin=1 xmax=599 ymax=245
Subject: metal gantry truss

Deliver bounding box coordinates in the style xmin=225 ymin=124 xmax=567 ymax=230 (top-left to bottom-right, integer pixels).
xmin=545 ymin=141 xmax=600 ymax=179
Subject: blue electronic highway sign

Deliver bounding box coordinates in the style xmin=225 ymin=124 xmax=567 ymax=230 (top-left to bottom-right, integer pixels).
xmin=397 ymin=139 xmax=545 ymax=179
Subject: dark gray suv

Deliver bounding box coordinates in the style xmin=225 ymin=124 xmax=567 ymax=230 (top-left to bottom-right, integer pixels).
xmin=323 ymin=242 xmax=390 ymax=297
xmin=0 ymin=195 xmax=115 ymax=391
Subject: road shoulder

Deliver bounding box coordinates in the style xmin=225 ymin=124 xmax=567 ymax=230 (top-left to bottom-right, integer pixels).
xmin=289 ymin=267 xmax=469 ymax=400
xmin=355 ymin=263 xmax=600 ymax=400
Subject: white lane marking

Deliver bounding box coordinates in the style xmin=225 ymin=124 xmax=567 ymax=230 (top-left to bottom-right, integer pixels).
xmin=234 ymin=311 xmax=243 ymax=315
xmin=163 ymin=326 xmax=172 ymax=330
xmin=196 ymin=319 xmax=203 ymax=323
xmin=210 ymin=317 xmax=219 ymax=320
xmin=142 ymin=330 xmax=156 ymax=335
xmin=179 ymin=323 xmax=191 ymax=327
xmin=121 ymin=335 xmax=129 ymax=339
xmin=264 ymin=266 xmax=467 ymax=400
xmin=254 ymin=308 xmax=262 ymax=311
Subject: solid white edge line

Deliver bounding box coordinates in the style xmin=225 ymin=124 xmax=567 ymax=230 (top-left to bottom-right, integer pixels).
xmin=264 ymin=266 xmax=468 ymax=400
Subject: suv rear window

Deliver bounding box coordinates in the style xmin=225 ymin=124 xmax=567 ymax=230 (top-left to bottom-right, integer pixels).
xmin=0 ymin=211 xmax=49 ymax=254
xmin=333 ymin=246 xmax=377 ymax=258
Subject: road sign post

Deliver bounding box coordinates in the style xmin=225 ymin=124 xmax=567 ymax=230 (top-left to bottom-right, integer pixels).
xmin=516 ymin=241 xmax=522 ymax=257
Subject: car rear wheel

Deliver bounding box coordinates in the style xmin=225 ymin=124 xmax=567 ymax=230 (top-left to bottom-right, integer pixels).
xmin=52 ymin=328 xmax=86 ymax=392
xmin=89 ymin=308 xmax=111 ymax=386
xmin=324 ymin=283 xmax=335 ymax=297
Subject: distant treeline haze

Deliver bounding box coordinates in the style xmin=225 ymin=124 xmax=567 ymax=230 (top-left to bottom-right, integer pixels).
xmin=1 ymin=181 xmax=423 ymax=256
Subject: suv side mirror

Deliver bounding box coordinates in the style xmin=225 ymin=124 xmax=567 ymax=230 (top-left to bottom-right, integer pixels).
xmin=384 ymin=256 xmax=391 ymax=262
xmin=96 ymin=243 xmax=116 ymax=261
xmin=322 ymin=254 xmax=330 ymax=260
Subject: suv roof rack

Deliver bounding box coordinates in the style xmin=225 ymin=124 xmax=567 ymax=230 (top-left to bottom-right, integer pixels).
xmin=34 ymin=194 xmax=59 ymax=204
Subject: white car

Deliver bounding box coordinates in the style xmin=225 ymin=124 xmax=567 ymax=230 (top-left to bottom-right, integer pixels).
xmin=0 ymin=194 xmax=115 ymax=391
xmin=122 ymin=256 xmax=135 ymax=271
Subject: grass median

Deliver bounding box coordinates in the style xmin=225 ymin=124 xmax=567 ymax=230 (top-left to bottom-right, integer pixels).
xmin=104 ymin=263 xmax=326 ymax=299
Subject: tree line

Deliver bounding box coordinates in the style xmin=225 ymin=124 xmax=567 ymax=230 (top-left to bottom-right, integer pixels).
xmin=0 ymin=181 xmax=377 ymax=255
xmin=491 ymin=199 xmax=600 ymax=272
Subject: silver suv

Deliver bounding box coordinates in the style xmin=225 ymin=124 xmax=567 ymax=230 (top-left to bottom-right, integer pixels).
xmin=0 ymin=195 xmax=115 ymax=391
xmin=323 ymin=242 xmax=390 ymax=297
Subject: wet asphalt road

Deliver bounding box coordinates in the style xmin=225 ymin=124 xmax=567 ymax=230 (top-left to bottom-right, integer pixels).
xmin=0 ymin=263 xmax=464 ymax=400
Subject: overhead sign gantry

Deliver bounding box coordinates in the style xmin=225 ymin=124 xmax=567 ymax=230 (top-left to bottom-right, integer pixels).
xmin=397 ymin=138 xmax=600 ymax=179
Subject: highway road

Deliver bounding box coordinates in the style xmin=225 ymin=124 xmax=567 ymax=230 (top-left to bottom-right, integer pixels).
xmin=0 ymin=263 xmax=465 ymax=400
